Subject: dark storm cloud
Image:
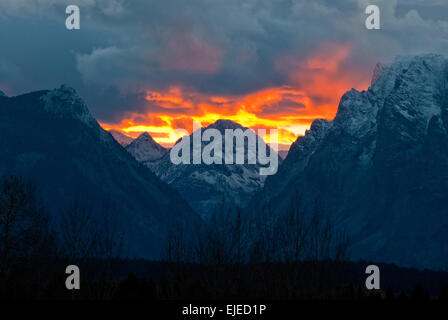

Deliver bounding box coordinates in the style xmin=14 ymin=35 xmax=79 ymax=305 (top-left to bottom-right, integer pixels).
xmin=1 ymin=0 xmax=448 ymax=123
xmin=396 ymin=0 xmax=448 ymax=21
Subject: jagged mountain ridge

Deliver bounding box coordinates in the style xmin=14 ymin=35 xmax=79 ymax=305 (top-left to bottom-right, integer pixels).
xmin=125 ymin=132 xmax=168 ymax=173
xmin=0 ymin=85 xmax=201 ymax=259
xmin=254 ymin=54 xmax=448 ymax=270
xmin=126 ymin=131 xmax=167 ymax=159
xmin=150 ymin=119 xmax=282 ymax=218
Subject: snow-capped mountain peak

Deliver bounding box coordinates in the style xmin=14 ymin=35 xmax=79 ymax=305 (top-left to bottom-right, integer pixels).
xmin=126 ymin=131 xmax=167 ymax=162
xmin=258 ymin=54 xmax=448 ymax=270
xmin=0 ymin=87 xmax=200 ymax=259
xmin=40 ymin=85 xmax=95 ymax=126
xmin=207 ymin=119 xmax=243 ymax=131
xmin=151 ymin=119 xmax=282 ymax=218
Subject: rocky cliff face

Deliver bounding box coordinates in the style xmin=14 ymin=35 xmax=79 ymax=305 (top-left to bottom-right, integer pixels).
xmin=257 ymin=54 xmax=448 ymax=270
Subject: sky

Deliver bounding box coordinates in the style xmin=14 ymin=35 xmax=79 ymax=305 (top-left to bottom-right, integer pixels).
xmin=1 ymin=0 xmax=448 ymax=149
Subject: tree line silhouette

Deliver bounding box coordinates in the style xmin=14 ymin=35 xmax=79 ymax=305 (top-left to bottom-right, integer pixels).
xmin=0 ymin=175 xmax=447 ymax=300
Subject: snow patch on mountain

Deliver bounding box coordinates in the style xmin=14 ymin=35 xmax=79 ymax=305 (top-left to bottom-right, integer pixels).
xmin=126 ymin=132 xmax=167 ymax=162
xmin=148 ymin=120 xmax=282 ymax=218
xmin=41 ymin=85 xmax=95 ymax=127
xmin=258 ymin=54 xmax=448 ymax=270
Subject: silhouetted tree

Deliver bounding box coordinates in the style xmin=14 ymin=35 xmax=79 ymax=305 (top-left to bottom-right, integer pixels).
xmin=0 ymin=176 xmax=59 ymax=299
xmin=60 ymin=200 xmax=98 ymax=263
xmin=166 ymin=222 xmax=188 ymax=264
xmin=439 ymin=285 xmax=448 ymax=300
xmin=0 ymin=176 xmax=56 ymax=275
xmin=411 ymin=284 xmax=429 ymax=301
xmin=60 ymin=199 xmax=123 ymax=264
xmin=385 ymin=287 xmax=395 ymax=301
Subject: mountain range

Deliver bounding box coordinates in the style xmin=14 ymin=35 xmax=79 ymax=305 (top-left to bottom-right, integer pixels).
xmin=252 ymin=54 xmax=448 ymax=270
xmin=0 ymin=85 xmax=200 ymax=259
xmin=2 ymin=54 xmax=447 ymax=270
xmin=122 ymin=120 xmax=282 ymax=218
xmin=125 ymin=132 xmax=168 ymax=172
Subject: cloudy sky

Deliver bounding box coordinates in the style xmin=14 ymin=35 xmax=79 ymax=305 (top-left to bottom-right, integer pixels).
xmin=1 ymin=0 xmax=448 ymax=148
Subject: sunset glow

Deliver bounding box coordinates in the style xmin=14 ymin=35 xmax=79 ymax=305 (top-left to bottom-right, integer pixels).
xmin=101 ymin=43 xmax=369 ymax=149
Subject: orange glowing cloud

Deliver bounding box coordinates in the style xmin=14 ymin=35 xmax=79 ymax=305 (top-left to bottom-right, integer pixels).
xmin=101 ymin=42 xmax=369 ymax=150
xmin=276 ymin=42 xmax=369 ymax=114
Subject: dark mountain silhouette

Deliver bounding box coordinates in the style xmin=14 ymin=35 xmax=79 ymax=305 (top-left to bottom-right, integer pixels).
xmin=0 ymin=85 xmax=201 ymax=259
xmin=250 ymin=54 xmax=448 ymax=270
